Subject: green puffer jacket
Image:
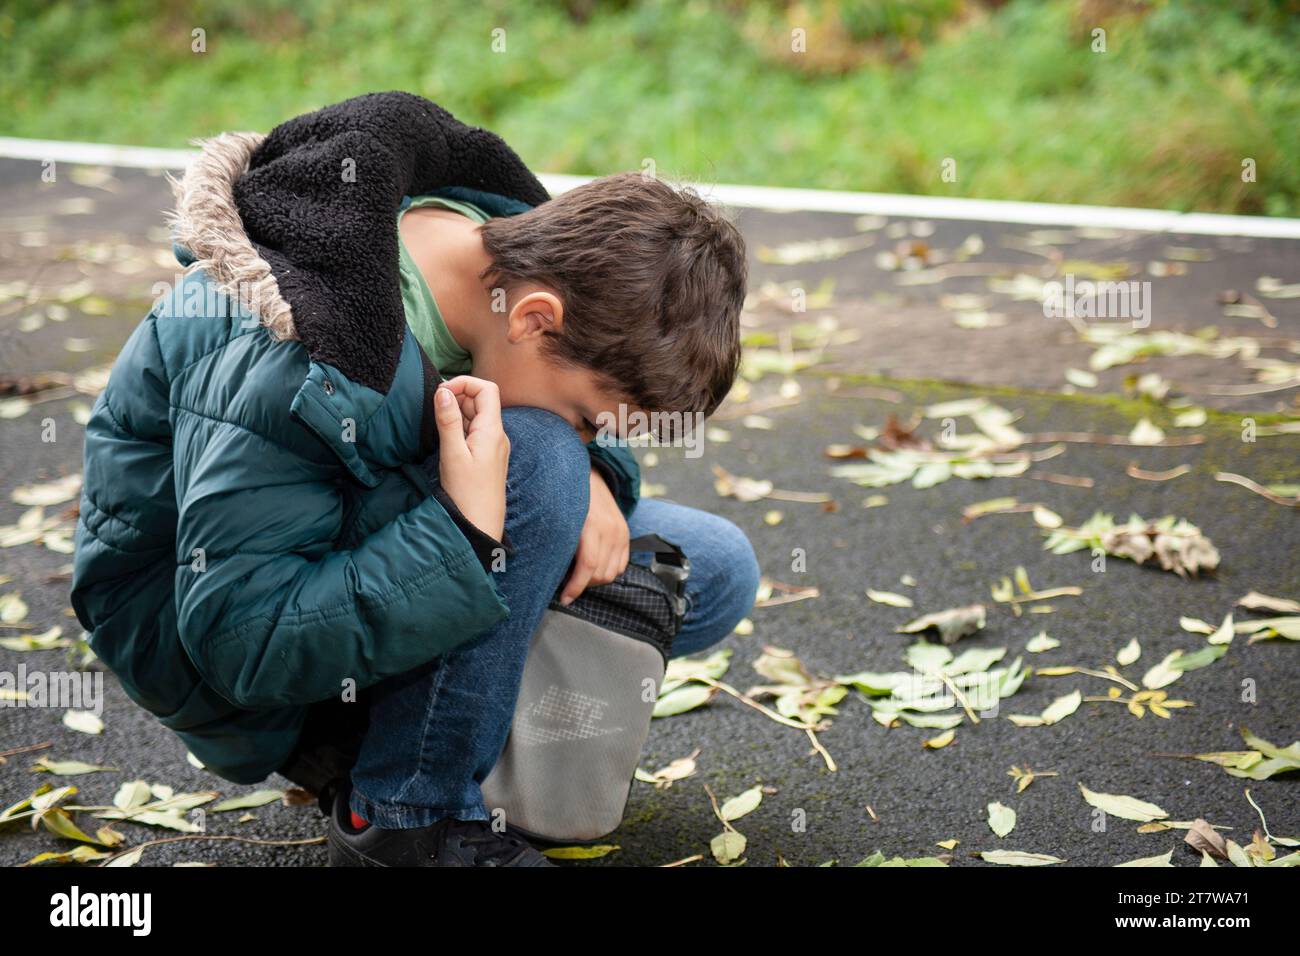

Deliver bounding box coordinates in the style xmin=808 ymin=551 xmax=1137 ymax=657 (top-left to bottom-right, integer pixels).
xmin=70 ymin=99 xmax=640 ymax=784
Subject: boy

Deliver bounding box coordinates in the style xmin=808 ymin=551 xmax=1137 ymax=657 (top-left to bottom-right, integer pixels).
xmin=71 ymin=92 xmax=759 ymax=867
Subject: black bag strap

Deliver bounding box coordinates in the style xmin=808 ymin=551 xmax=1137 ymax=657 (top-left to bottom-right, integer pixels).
xmin=629 ymin=534 xmax=689 ymax=620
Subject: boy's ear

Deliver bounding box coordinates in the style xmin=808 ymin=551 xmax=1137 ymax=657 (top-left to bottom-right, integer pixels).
xmin=506 ymin=289 xmax=564 ymax=343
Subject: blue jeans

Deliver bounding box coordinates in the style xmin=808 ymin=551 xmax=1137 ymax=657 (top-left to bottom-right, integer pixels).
xmin=347 ymin=407 xmax=760 ymax=828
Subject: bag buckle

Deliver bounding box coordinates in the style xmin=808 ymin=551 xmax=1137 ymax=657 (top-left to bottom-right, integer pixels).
xmin=631 ymin=534 xmax=689 ymax=622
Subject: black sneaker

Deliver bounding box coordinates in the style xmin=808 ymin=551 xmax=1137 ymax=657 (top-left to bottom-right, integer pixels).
xmin=326 ymin=779 xmax=554 ymax=867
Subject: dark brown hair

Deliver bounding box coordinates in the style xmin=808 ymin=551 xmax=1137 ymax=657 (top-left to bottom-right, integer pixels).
xmin=479 ymin=172 xmax=747 ymax=420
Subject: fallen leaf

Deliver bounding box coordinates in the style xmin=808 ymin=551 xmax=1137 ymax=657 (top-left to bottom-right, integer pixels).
xmin=1221 ymin=728 xmax=1300 ymax=780
xmin=711 ymin=466 xmax=773 ymax=502
xmin=963 ymin=497 xmax=1020 ymax=520
xmin=1116 ymin=638 xmax=1141 ymax=666
xmin=710 ymin=830 xmax=746 ymax=865
xmin=1236 ymin=591 xmax=1300 ymax=614
xmin=12 ymin=473 xmax=82 ymax=506
xmin=980 ymin=849 xmax=1064 ymax=866
xmin=924 ymin=729 xmax=956 ymax=749
xmin=897 ymin=604 xmax=986 ymax=645
xmin=867 ymin=589 xmax=914 ymax=608
xmin=1128 ymin=419 xmax=1166 ymax=445
xmin=1116 ymin=849 xmax=1175 ymax=867
xmin=1078 ymin=783 xmax=1168 ymax=822
xmin=1207 ymin=614 xmax=1235 ymax=646
xmin=542 ymin=844 xmax=620 ymax=860
xmin=1032 ymin=505 xmax=1062 ymax=528
xmin=879 ymin=414 xmax=931 ymax=451
xmin=720 ymin=786 xmax=763 ymax=822
xmin=24 ymin=845 xmax=114 ymax=866
xmin=1185 ymin=818 xmax=1229 ymax=860
xmin=1008 ymin=689 xmax=1081 ymax=727
xmin=104 ymin=846 xmax=145 ymax=867
xmin=653 ymin=684 xmax=716 ymax=718
xmin=1142 ymin=651 xmax=1184 ymax=690
xmin=637 ymin=749 xmax=700 ymax=789
xmin=62 ymin=710 xmax=103 ymax=735
xmin=1008 ymin=765 xmax=1058 ymax=793
xmin=0 ymin=592 xmax=29 ymax=624
xmin=1025 ymin=631 xmax=1059 ymax=653
xmin=987 ymin=802 xmax=1016 ymax=837
xmin=210 ymin=789 xmax=284 ymax=813
xmin=31 ymin=758 xmax=116 ymax=776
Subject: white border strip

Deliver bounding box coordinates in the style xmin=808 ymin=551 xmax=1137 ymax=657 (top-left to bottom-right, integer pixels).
xmin=5 ymin=136 xmax=1300 ymax=239
xmin=0 ymin=138 xmax=200 ymax=174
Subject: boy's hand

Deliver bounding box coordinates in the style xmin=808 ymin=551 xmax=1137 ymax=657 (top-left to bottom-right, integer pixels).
xmin=435 ymin=376 xmax=509 ymax=541
xmin=559 ymin=466 xmax=630 ymax=605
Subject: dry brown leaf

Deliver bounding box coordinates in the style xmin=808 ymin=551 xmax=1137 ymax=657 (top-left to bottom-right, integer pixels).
xmin=1184 ymin=817 xmax=1229 ymax=860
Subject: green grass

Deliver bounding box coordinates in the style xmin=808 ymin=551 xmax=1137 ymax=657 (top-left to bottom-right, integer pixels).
xmin=3 ymin=0 xmax=1299 ymax=214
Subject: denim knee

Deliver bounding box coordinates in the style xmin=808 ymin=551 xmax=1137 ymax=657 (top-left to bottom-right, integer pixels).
xmin=724 ymin=520 xmax=762 ymax=625
xmin=664 ymin=511 xmax=761 ymax=658
xmin=702 ymin=515 xmax=761 ymax=637
xmin=501 ymin=406 xmax=590 ymax=545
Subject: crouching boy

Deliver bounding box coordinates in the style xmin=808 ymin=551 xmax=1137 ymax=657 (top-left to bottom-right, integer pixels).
xmin=72 ymin=92 xmax=759 ymax=866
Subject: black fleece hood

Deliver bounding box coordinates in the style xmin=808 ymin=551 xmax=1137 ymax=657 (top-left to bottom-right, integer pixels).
xmin=171 ymin=91 xmax=550 ymax=394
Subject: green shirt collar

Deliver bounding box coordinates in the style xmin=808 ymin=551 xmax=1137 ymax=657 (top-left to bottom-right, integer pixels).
xmin=397 ymin=195 xmax=488 ymax=378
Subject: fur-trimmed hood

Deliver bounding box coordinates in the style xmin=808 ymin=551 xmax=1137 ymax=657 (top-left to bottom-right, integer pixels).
xmin=167 ymin=131 xmax=292 ymax=338
xmin=165 ymin=92 xmax=549 ymax=394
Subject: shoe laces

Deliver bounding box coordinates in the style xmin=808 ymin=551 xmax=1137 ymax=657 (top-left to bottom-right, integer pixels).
xmin=440 ymin=818 xmax=534 ymax=864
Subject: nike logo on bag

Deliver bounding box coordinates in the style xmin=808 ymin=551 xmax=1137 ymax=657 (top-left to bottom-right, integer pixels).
xmin=515 ymin=685 xmax=624 ymax=744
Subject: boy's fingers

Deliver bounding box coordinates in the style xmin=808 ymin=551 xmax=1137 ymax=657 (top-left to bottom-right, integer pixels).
xmin=559 ymin=552 xmax=598 ymax=606
xmin=595 ymin=541 xmax=626 ymax=585
xmin=434 ymin=385 xmax=469 ymax=458
xmin=441 ymin=375 xmax=502 ymax=424
xmin=557 ymin=571 xmax=585 ymax=606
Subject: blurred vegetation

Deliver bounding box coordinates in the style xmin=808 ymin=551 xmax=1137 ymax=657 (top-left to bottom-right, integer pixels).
xmin=3 ymin=0 xmax=1299 ymax=214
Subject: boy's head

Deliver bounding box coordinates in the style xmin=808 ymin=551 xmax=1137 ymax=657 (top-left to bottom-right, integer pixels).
xmin=471 ymin=172 xmax=747 ymax=441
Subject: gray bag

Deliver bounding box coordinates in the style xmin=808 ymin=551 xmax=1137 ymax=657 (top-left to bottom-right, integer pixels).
xmin=481 ymin=534 xmax=688 ymax=843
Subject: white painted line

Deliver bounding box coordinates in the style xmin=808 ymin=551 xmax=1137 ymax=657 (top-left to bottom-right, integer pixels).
xmin=4 ymin=136 xmax=1300 ymax=239
xmin=0 ymin=137 xmax=200 ymax=173
xmin=698 ymin=184 xmax=1300 ymax=240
